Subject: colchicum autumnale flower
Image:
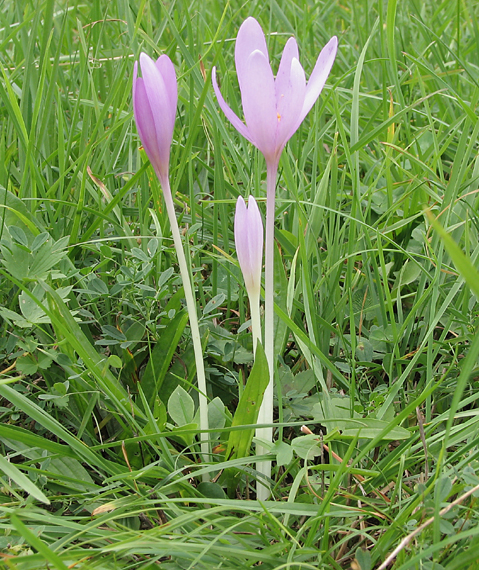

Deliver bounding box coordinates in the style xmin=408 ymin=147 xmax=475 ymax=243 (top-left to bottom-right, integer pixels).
xmin=213 ymin=18 xmax=337 ymax=499
xmin=133 ymin=53 xmax=210 ymax=468
xmin=234 ymin=195 xmax=263 ymax=352
xmin=133 ymin=53 xmax=177 ymax=186
xmin=212 ymin=17 xmax=338 ymax=167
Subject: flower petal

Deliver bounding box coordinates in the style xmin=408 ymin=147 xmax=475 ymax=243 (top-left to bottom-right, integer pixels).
xmin=241 ymin=50 xmax=278 ymax=161
xmin=276 ymin=57 xmax=306 ymax=150
xmin=212 ymin=67 xmax=254 ymax=144
xmin=155 ymin=55 xmax=177 ymax=135
xmin=298 ymin=36 xmax=338 ymax=124
xmin=235 ymin=17 xmax=269 ymax=93
xmin=235 ymin=195 xmax=263 ymax=295
xmin=133 ymin=74 xmax=163 ymax=174
xmin=139 ymin=53 xmax=174 ymax=174
xmin=275 ymin=37 xmax=300 ymax=108
xmin=234 ymin=196 xmax=249 ymax=282
xmin=245 ymin=195 xmax=264 ymax=292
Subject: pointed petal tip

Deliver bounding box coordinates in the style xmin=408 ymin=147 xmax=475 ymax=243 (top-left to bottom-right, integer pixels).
xmin=236 ymin=195 xmax=246 ymax=209
xmin=284 ymin=36 xmax=299 ymax=51
xmin=240 ymin=16 xmax=262 ymax=31
xmin=237 ymin=16 xmax=265 ymax=49
xmin=139 ymin=52 xmax=153 ymax=68
xmin=324 ymin=35 xmax=339 ymax=58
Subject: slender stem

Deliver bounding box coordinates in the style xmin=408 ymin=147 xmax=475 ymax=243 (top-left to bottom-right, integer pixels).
xmin=160 ymin=176 xmax=209 ymax=469
xmin=255 ymin=160 xmax=278 ymax=500
xmin=249 ymin=290 xmax=261 ymax=355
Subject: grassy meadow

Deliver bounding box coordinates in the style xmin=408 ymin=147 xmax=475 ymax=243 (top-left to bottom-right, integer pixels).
xmin=1 ymin=0 xmax=479 ymax=568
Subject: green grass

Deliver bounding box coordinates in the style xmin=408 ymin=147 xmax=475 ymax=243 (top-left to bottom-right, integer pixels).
xmin=1 ymin=0 xmax=479 ymax=568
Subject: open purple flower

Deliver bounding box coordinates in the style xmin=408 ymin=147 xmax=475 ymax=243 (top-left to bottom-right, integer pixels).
xmin=133 ymin=53 xmax=177 ymax=184
xmin=212 ymin=17 xmax=337 ymax=166
xmin=213 ymin=18 xmax=338 ymax=500
xmin=235 ymin=195 xmax=264 ymax=300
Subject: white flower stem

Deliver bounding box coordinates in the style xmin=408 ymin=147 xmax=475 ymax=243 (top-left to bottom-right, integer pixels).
xmin=249 ymin=290 xmax=262 ymax=355
xmin=256 ymin=161 xmax=278 ymax=501
xmin=160 ymin=176 xmax=209 ymax=471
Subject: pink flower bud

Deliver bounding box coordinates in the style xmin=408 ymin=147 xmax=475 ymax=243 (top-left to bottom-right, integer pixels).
xmin=133 ymin=53 xmax=177 ymax=183
xmin=234 ymin=195 xmax=264 ymax=298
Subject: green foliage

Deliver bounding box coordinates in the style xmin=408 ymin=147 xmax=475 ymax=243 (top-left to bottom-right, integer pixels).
xmin=226 ymin=342 xmax=269 ymax=460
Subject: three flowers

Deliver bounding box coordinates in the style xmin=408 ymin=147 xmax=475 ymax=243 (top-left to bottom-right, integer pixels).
xmin=132 ymin=17 xmax=337 ymax=489
xmin=133 ymin=16 xmax=337 ymax=305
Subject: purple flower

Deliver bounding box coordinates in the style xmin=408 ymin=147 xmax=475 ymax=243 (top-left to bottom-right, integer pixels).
xmin=212 ymin=17 xmax=338 ymax=166
xmin=234 ymin=195 xmax=264 ymax=298
xmin=133 ymin=53 xmax=178 ymax=183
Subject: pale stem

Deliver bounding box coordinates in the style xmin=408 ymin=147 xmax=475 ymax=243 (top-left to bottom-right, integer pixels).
xmin=160 ymin=176 xmax=210 ymax=471
xmin=249 ymin=289 xmax=261 ymax=355
xmin=255 ymin=160 xmax=278 ymax=501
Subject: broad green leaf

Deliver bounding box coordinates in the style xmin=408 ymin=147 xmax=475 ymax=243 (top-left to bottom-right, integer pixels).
xmin=158 ymin=266 xmax=175 ymax=288
xmin=197 ymin=481 xmax=227 ymax=499
xmin=9 ymin=225 xmax=28 ymax=246
xmin=435 ymin=475 xmax=453 ymax=503
xmin=203 ymin=292 xmax=226 ymax=315
xmin=354 ymin=547 xmax=372 ymax=570
xmin=0 ymin=186 xmax=40 ymax=237
xmin=0 ymin=233 xmax=68 ymax=281
xmin=17 ymin=354 xmax=39 ymax=375
xmin=168 ymin=385 xmax=195 ymax=427
xmin=168 ymin=422 xmax=198 ymax=447
xmin=226 ymin=343 xmax=269 ymax=460
xmin=313 ymin=415 xmax=410 ymax=440
xmin=89 ymin=277 xmax=109 ymax=295
xmin=273 ymin=440 xmax=293 ymax=467
xmin=291 ymin=435 xmax=322 ymax=460
xmin=313 ymin=395 xmax=409 ymax=440
xmin=207 ymin=397 xmax=226 ymax=432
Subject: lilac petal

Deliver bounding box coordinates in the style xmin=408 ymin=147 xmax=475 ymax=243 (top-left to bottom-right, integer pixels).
xmin=235 ymin=195 xmax=263 ymax=295
xmin=155 ymin=55 xmax=177 ymax=134
xmin=246 ymin=195 xmax=263 ymax=289
xmin=235 ymin=17 xmax=269 ymax=94
xmin=132 ymin=60 xmax=139 ymax=128
xmin=133 ymin=60 xmax=138 ymax=93
xmin=241 ymin=50 xmax=278 ymax=161
xmin=133 ymin=76 xmax=163 ymax=173
xmin=276 ymin=57 xmax=306 ymax=149
xmin=298 ymin=36 xmax=338 ymax=125
xmin=140 ymin=53 xmax=174 ymax=170
xmin=234 ymin=196 xmax=249 ymax=282
xmin=212 ymin=67 xmax=254 ymax=144
xmin=234 ymin=196 xmax=247 ymax=259
xmin=275 ymin=37 xmax=300 ymax=108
